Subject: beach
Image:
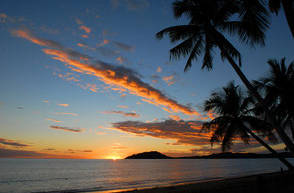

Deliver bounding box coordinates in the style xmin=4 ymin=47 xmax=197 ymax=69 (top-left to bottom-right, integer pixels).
xmin=106 ymin=171 xmax=294 ymax=193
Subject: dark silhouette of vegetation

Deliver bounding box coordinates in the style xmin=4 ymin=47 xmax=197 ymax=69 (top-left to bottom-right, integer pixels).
xmin=253 ymin=58 xmax=294 ymax=142
xmin=125 ymin=151 xmax=294 ymax=159
xmin=202 ymin=82 xmax=294 ymax=169
xmin=268 ymin=0 xmax=294 ymax=37
xmin=156 ymin=0 xmax=294 ymax=155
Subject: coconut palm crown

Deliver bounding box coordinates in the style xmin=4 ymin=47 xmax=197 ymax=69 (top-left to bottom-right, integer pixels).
xmin=202 ymin=81 xmax=294 ymax=169
xmin=156 ymin=0 xmax=269 ymax=71
xmin=202 ymin=82 xmax=275 ymax=151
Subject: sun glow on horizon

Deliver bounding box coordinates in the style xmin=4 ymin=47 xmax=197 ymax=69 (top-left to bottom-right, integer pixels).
xmin=105 ymin=155 xmax=122 ymax=160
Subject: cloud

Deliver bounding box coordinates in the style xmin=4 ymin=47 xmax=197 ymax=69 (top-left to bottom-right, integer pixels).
xmin=79 ymin=25 xmax=91 ymax=34
xmin=58 ymin=103 xmax=69 ymax=107
xmin=111 ymin=119 xmax=212 ymax=146
xmin=46 ymin=118 xmax=63 ymax=123
xmin=54 ymin=112 xmax=78 ymax=116
xmin=103 ymin=110 xmax=140 ymax=118
xmin=11 ymin=29 xmax=90 ymax=60
xmin=113 ymin=41 xmax=134 ymax=52
xmin=111 ymin=143 xmax=127 ymax=150
xmin=13 ymin=28 xmax=199 ymax=116
xmin=117 ymin=105 xmax=128 ymax=109
xmin=50 ymin=125 xmax=84 ymax=133
xmin=81 ymin=34 xmax=89 ymax=38
xmin=0 ymin=13 xmax=8 ymax=23
xmin=156 ymin=67 xmax=162 ymax=73
xmin=116 ymin=56 xmax=128 ymax=64
xmin=168 ymin=115 xmax=181 ymax=121
xmin=0 ymin=148 xmax=78 ymax=158
xmin=44 ymin=148 xmax=56 ymax=151
xmin=75 ymin=18 xmax=83 ymax=25
xmin=0 ymin=148 xmax=45 ymax=158
xmin=162 ymin=75 xmax=176 ymax=86
xmin=0 ymin=138 xmax=29 ymax=147
xmin=83 ymin=150 xmax=92 ymax=152
xmin=96 ymin=47 xmax=120 ymax=58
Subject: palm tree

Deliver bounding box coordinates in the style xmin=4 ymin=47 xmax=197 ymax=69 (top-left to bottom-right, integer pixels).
xmin=269 ymin=0 xmax=294 ymax=37
xmin=253 ymin=58 xmax=294 ymax=141
xmin=202 ymin=82 xmax=294 ymax=169
xmin=156 ymin=0 xmax=294 ymax=154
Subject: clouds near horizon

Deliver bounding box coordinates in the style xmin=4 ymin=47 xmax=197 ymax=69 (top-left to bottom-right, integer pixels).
xmin=0 ymin=138 xmax=29 ymax=147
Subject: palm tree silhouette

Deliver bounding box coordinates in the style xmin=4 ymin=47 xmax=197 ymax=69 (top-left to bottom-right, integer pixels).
xmin=156 ymin=0 xmax=294 ymax=155
xmin=254 ymin=58 xmax=294 ymax=141
xmin=269 ymin=0 xmax=294 ymax=37
xmin=202 ymin=82 xmax=294 ymax=169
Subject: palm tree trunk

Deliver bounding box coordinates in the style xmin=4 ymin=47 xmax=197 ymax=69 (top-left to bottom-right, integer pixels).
xmin=245 ymin=127 xmax=294 ymax=170
xmin=281 ymin=0 xmax=294 ymax=38
xmin=222 ymin=51 xmax=294 ymax=155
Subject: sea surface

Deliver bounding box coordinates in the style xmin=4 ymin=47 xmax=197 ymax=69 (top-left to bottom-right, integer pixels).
xmin=0 ymin=158 xmax=294 ymax=193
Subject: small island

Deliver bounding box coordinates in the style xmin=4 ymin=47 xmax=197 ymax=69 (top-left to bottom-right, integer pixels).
xmin=125 ymin=151 xmax=171 ymax=159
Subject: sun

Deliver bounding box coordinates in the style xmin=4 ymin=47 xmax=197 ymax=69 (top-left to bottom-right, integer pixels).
xmin=106 ymin=155 xmax=122 ymax=160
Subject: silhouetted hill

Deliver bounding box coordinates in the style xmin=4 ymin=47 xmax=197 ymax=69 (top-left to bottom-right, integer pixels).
xmin=125 ymin=151 xmax=171 ymax=159
xmin=125 ymin=151 xmax=294 ymax=159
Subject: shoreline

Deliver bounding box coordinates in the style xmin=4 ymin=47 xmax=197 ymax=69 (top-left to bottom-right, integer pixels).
xmin=92 ymin=170 xmax=294 ymax=193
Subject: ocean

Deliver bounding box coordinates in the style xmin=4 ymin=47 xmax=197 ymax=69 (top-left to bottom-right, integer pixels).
xmin=0 ymin=158 xmax=293 ymax=193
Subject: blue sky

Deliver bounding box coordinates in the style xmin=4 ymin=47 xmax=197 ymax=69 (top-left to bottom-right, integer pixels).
xmin=0 ymin=0 xmax=294 ymax=159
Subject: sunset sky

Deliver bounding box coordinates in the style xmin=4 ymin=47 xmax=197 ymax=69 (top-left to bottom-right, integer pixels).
xmin=1 ymin=0 xmax=294 ymax=159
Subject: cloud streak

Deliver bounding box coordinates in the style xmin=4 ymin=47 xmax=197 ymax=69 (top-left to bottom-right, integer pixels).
xmin=12 ymin=28 xmax=199 ymax=116
xmin=58 ymin=103 xmax=69 ymax=107
xmin=46 ymin=118 xmax=63 ymax=123
xmin=103 ymin=110 xmax=140 ymax=117
xmin=0 ymin=138 xmax=29 ymax=147
xmin=50 ymin=125 xmax=84 ymax=133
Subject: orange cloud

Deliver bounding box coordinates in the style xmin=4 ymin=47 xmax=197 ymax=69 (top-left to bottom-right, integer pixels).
xmin=156 ymin=66 xmax=162 ymax=73
xmin=50 ymin=125 xmax=84 ymax=133
xmin=103 ymin=110 xmax=140 ymax=118
xmin=46 ymin=118 xmax=63 ymax=123
xmin=162 ymin=75 xmax=175 ymax=86
xmin=117 ymin=105 xmax=128 ymax=109
xmin=13 ymin=28 xmax=199 ymax=116
xmin=81 ymin=34 xmax=88 ymax=38
xmin=58 ymin=103 xmax=69 ymax=107
xmin=54 ymin=112 xmax=78 ymax=116
xmin=79 ymin=25 xmax=91 ymax=33
xmin=168 ymin=115 xmax=181 ymax=121
xmin=116 ymin=56 xmax=124 ymax=64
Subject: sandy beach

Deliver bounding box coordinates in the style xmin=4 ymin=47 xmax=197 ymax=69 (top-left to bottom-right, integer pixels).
xmin=98 ymin=170 xmax=294 ymax=193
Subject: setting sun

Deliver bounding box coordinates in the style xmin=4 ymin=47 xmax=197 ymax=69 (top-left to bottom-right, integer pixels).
xmin=106 ymin=155 xmax=122 ymax=160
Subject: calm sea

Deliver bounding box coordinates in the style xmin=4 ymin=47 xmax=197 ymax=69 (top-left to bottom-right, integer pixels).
xmin=0 ymin=158 xmax=293 ymax=193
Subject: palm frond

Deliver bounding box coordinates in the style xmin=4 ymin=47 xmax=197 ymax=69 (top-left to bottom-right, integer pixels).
xmin=156 ymin=25 xmax=201 ymax=42
xmin=184 ymin=37 xmax=204 ymax=71
xmin=268 ymin=0 xmax=281 ymax=14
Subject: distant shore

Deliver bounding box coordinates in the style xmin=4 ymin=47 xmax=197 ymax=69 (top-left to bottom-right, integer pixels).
xmin=95 ymin=170 xmax=294 ymax=193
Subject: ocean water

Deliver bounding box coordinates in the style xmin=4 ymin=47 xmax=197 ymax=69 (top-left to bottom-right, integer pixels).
xmin=0 ymin=158 xmax=293 ymax=193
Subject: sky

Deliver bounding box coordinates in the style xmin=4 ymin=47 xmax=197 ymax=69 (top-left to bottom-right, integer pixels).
xmin=0 ymin=0 xmax=294 ymax=159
